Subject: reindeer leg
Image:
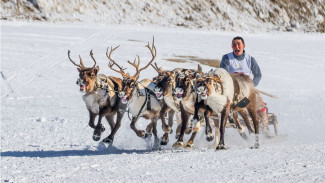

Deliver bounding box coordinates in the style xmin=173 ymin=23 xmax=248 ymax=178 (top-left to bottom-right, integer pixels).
xmin=167 ymin=109 xmax=175 ymax=133
xmin=161 ymin=108 xmax=174 ymax=145
xmin=191 ymin=101 xmax=201 ymax=124
xmin=146 ymin=122 xmax=153 ymax=137
xmin=185 ymin=132 xmax=197 ymax=149
xmin=130 ymin=117 xmax=147 ymax=138
xmin=248 ymin=108 xmax=260 ymax=149
xmin=88 ymin=110 xmax=99 ymax=130
xmin=246 ymin=95 xmax=260 ymax=149
xmin=233 ymin=111 xmax=248 ymax=140
xmin=204 ymin=109 xmax=214 ymax=142
xmin=93 ymin=114 xmax=104 ymax=141
xmin=238 ymin=109 xmax=254 ymax=134
xmin=191 ymin=101 xmax=203 ymax=132
xmin=160 ymin=105 xmax=172 ymax=134
xmin=102 ymin=110 xmax=125 ymax=144
xmin=151 ymin=117 xmax=160 ymax=150
xmin=105 ymin=115 xmax=115 ymax=131
xmin=175 ymin=123 xmax=182 ymax=140
xmin=213 ymin=118 xmax=220 ymax=148
xmin=173 ymin=102 xmax=190 ymax=148
xmin=216 ymin=101 xmax=231 ymax=150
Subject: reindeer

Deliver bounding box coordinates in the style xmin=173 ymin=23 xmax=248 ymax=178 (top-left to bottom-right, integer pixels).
xmin=192 ymin=75 xmax=252 ymax=143
xmin=152 ymin=65 xmax=207 ymax=148
xmin=151 ymin=64 xmax=191 ymax=145
xmin=170 ymin=69 xmax=226 ymax=148
xmin=193 ymin=68 xmax=261 ymax=149
xmin=107 ymin=38 xmax=165 ymax=148
xmin=67 ymin=49 xmax=126 ymax=144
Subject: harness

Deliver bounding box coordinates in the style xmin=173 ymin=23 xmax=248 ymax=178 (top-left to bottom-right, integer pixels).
xmin=127 ymin=81 xmax=163 ymax=121
xmin=91 ymin=74 xmax=122 ymax=108
xmin=94 ymin=74 xmax=116 ymax=93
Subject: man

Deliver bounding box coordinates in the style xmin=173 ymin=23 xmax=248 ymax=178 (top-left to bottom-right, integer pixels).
xmin=220 ymin=36 xmax=261 ymax=87
xmin=220 ymin=36 xmax=273 ymax=137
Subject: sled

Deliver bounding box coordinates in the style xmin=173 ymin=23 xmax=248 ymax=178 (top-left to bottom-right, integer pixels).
xmin=233 ymin=112 xmax=279 ymax=136
xmin=266 ymin=113 xmax=278 ymax=135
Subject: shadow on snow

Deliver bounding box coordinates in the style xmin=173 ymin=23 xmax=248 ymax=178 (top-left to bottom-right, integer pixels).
xmin=1 ymin=145 xmax=152 ymax=158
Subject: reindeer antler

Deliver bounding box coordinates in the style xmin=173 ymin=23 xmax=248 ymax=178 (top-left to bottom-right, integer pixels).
xmin=106 ymin=46 xmax=129 ymax=78
xmin=67 ymin=50 xmax=86 ymax=69
xmin=127 ymin=55 xmax=141 ymax=76
xmin=151 ymin=62 xmax=163 ymax=74
xmin=89 ymin=49 xmax=97 ymax=69
xmin=129 ymin=37 xmax=157 ymax=79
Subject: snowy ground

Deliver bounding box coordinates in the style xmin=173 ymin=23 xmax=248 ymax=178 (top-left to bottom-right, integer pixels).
xmin=1 ymin=21 xmax=325 ymax=182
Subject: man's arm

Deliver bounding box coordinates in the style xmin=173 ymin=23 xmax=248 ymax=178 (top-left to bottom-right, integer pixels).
xmin=250 ymin=57 xmax=262 ymax=87
xmin=220 ymin=54 xmax=230 ymax=71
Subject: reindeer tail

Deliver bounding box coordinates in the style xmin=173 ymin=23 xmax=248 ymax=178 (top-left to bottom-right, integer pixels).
xmin=255 ymin=89 xmax=279 ymax=99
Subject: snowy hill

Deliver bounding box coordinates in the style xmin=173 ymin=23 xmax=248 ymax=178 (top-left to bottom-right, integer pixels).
xmin=1 ymin=0 xmax=325 ymax=32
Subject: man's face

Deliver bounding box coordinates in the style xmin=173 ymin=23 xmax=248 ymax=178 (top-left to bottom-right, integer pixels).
xmin=232 ymin=39 xmax=245 ymax=56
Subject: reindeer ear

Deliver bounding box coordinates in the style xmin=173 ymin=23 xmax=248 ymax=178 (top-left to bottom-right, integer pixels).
xmin=77 ymin=68 xmax=81 ymax=72
xmin=184 ymin=70 xmax=190 ymax=76
xmin=198 ymin=64 xmax=202 ymax=73
xmin=173 ymin=69 xmax=181 ymax=75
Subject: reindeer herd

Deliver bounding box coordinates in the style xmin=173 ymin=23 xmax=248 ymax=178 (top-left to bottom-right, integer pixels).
xmin=67 ymin=38 xmax=277 ymax=150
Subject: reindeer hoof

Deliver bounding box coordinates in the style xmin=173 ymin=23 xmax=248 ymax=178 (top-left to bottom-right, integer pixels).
xmin=145 ymin=133 xmax=152 ymax=139
xmin=93 ymin=134 xmax=101 ymax=141
xmin=216 ymin=145 xmax=226 ymax=150
xmin=175 ymin=133 xmax=180 ymax=139
xmin=137 ymin=130 xmax=147 ymax=139
xmin=240 ymin=132 xmax=248 ymax=140
xmin=172 ymin=141 xmax=184 ymax=148
xmin=251 ymin=143 xmax=260 ymax=149
xmin=206 ymin=135 xmax=214 ymax=142
xmin=100 ymin=125 xmax=105 ymax=132
xmin=102 ymin=137 xmax=113 ymax=144
xmin=185 ymin=143 xmax=194 ymax=149
xmin=160 ymin=137 xmax=169 ymax=146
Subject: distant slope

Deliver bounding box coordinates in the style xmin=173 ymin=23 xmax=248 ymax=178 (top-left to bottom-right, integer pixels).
xmin=1 ymin=0 xmax=325 ymax=32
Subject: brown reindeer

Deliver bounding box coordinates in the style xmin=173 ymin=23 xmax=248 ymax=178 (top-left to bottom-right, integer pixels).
xmin=171 ymin=69 xmax=225 ymax=148
xmin=107 ymin=38 xmax=165 ymax=148
xmin=67 ymin=49 xmax=126 ymax=144
xmin=152 ymin=66 xmax=207 ymax=148
xmin=151 ymin=64 xmax=190 ymax=145
xmin=193 ymin=76 xmax=252 ymax=142
xmin=193 ymin=68 xmax=261 ymax=149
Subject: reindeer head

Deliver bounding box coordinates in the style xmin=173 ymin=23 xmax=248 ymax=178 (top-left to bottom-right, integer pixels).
xmin=107 ymin=38 xmax=157 ymax=104
xmin=173 ymin=70 xmax=195 ymax=101
xmin=151 ymin=63 xmax=178 ymax=100
xmin=195 ymin=76 xmax=222 ymax=100
xmin=68 ymin=50 xmax=99 ymax=93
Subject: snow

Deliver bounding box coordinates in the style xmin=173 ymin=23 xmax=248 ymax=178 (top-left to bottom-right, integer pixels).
xmin=1 ymin=21 xmax=325 ymax=182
